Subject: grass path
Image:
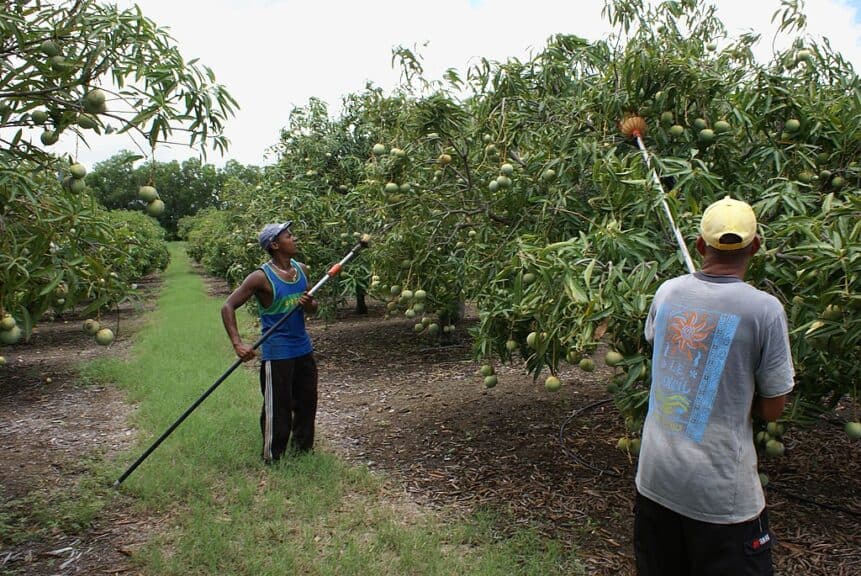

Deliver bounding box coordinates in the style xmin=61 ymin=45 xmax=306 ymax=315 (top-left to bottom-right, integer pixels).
xmin=84 ymin=243 xmax=582 ymax=575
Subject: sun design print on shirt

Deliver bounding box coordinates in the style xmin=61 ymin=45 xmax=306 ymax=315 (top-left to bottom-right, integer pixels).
xmin=667 ymin=311 xmax=714 ymax=360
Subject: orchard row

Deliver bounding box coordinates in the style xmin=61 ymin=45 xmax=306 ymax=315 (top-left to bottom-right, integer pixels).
xmin=183 ymin=0 xmax=859 ymax=439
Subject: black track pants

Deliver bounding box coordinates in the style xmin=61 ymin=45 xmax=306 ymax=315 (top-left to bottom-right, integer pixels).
xmin=634 ymin=491 xmax=773 ymax=576
xmin=259 ymin=354 xmax=318 ymax=461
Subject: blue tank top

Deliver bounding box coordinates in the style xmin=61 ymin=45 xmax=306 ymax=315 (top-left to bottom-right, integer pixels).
xmin=258 ymin=261 xmax=313 ymax=361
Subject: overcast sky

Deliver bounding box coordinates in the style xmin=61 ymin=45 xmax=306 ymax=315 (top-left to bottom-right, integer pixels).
xmin=53 ymin=0 xmax=861 ymax=168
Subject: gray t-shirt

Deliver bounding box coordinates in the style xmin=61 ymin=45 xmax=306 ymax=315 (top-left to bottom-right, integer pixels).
xmin=635 ymin=272 xmax=795 ymax=524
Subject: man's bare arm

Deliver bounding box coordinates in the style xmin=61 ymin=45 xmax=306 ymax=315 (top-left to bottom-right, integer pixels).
xmin=221 ymin=271 xmax=265 ymax=361
xmin=753 ymin=394 xmax=788 ymax=422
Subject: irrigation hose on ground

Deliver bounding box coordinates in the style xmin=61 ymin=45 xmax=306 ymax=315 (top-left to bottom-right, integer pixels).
xmin=113 ymin=235 xmax=371 ymax=487
xmin=558 ymin=398 xmax=622 ymax=478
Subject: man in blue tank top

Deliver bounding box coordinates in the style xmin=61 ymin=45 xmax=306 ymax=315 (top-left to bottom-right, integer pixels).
xmin=221 ymin=221 xmax=320 ymax=462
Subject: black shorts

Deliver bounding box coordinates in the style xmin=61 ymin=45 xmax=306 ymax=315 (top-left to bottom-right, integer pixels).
xmin=634 ymin=491 xmax=773 ymax=576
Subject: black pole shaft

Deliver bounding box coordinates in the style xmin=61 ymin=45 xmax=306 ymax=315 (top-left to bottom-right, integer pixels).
xmin=113 ymin=242 xmax=366 ymax=487
xmin=113 ymin=356 xmax=243 ymax=487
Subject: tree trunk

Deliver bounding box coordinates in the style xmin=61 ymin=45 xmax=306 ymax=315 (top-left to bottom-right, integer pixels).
xmin=355 ymin=285 xmax=368 ymax=315
xmin=439 ymin=300 xmax=465 ymax=343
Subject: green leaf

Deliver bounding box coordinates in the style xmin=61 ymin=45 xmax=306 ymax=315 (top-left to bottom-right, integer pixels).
xmin=37 ymin=271 xmax=65 ymax=296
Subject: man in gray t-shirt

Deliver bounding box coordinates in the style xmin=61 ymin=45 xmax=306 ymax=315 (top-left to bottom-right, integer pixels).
xmin=634 ymin=196 xmax=794 ymax=576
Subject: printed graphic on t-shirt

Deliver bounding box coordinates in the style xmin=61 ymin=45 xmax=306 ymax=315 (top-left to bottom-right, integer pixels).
xmin=651 ymin=304 xmax=740 ymax=443
xmin=264 ymin=292 xmax=302 ymax=316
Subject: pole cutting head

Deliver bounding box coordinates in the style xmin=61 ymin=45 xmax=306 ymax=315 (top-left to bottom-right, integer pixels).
xmin=359 ymin=233 xmax=371 ymax=247
xmin=620 ymin=115 xmax=648 ymax=139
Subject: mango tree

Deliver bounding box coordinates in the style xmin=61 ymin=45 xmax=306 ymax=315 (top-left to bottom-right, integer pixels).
xmin=184 ymin=0 xmax=859 ymax=441
xmin=0 ymin=0 xmax=236 ymax=343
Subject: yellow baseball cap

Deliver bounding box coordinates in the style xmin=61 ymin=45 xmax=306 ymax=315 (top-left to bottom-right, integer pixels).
xmin=700 ymin=196 xmax=757 ymax=250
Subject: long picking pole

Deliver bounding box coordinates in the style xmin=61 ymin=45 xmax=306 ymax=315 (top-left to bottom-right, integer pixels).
xmin=634 ymin=134 xmax=696 ymax=274
xmin=113 ymin=238 xmax=370 ymax=487
xmin=620 ymin=115 xmax=696 ymax=275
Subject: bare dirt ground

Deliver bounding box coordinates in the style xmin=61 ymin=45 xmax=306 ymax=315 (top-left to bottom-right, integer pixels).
xmin=1 ymin=269 xmax=859 ymax=576
xmin=311 ymin=305 xmax=861 ymax=576
xmin=0 ymin=281 xmax=161 ymax=576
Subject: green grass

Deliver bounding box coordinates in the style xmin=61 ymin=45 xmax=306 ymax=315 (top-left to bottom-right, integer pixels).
xmin=77 ymin=243 xmax=584 ymax=575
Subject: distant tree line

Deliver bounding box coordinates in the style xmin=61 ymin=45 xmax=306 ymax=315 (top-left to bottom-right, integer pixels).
xmin=87 ymin=151 xmax=263 ymax=238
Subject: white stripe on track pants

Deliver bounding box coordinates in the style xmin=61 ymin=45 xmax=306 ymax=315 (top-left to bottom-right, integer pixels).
xmin=260 ymin=353 xmax=318 ymax=462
